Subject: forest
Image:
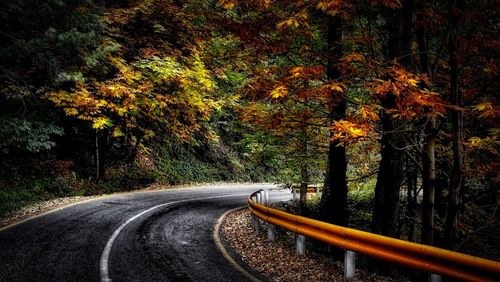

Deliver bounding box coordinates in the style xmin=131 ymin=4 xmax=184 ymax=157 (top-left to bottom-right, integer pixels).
xmin=0 ymin=0 xmax=498 ymax=261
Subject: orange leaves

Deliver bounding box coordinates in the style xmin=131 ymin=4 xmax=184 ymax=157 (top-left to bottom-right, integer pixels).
xmin=341 ymin=52 xmax=365 ymax=63
xmin=287 ymin=66 xmax=324 ymax=80
xmin=320 ymin=82 xmax=346 ymax=105
xmin=359 ymin=105 xmax=380 ymax=121
xmin=369 ymin=0 xmax=402 ymax=9
xmin=218 ymin=0 xmax=238 ymax=9
xmin=276 ymin=10 xmax=309 ymax=30
xmin=316 ymin=0 xmax=353 ymax=18
xmin=370 ymin=66 xmax=422 ymax=96
xmin=331 ymin=120 xmax=370 ymax=145
xmin=366 ymin=65 xmax=446 ymax=120
xmin=321 ymin=82 xmax=345 ymax=93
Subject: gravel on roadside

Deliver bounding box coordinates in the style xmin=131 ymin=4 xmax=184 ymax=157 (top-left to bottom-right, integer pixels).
xmin=0 ymin=195 xmax=97 ymax=228
xmin=221 ymin=208 xmax=397 ymax=282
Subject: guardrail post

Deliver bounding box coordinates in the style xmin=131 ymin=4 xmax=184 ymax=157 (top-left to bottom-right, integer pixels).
xmin=429 ymin=273 xmax=442 ymax=282
xmin=267 ymin=224 xmax=275 ymax=241
xmin=296 ymin=234 xmax=306 ymax=256
xmin=251 ymin=215 xmax=259 ymax=233
xmin=256 ymin=192 xmax=262 ymax=204
xmin=344 ymin=250 xmax=356 ymax=279
xmin=264 ymin=190 xmax=269 ymax=206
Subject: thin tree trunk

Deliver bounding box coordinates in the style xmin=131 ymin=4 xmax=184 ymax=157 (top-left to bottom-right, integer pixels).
xmin=299 ymin=131 xmax=309 ymax=215
xmin=405 ymin=156 xmax=416 ymax=242
xmin=444 ymin=0 xmax=465 ymax=247
xmin=422 ymin=117 xmax=436 ymax=245
xmin=417 ymin=4 xmax=437 ymax=245
xmin=128 ymin=132 xmax=144 ymax=163
xmin=320 ymin=16 xmax=347 ymax=227
xmin=95 ymin=130 xmax=100 ymax=180
xmin=94 ymin=129 xmax=108 ymax=180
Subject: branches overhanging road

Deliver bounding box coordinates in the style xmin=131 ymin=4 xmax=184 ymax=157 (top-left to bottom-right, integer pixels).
xmin=0 ymin=184 xmax=283 ymax=282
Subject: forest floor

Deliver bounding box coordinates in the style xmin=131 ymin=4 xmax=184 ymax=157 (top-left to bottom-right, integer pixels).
xmin=220 ymin=208 xmax=406 ymax=282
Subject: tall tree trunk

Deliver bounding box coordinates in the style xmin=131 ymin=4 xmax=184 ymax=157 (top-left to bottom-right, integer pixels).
xmin=320 ymin=16 xmax=347 ymax=227
xmin=417 ymin=3 xmax=437 ymax=245
xmin=444 ymin=0 xmax=465 ymax=247
xmin=371 ymin=1 xmax=413 ymax=238
xmin=95 ymin=130 xmax=100 ymax=180
xmin=371 ymin=96 xmax=405 ymax=238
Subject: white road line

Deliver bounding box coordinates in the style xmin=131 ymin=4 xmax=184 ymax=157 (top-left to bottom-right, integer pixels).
xmin=99 ymin=193 xmax=250 ymax=282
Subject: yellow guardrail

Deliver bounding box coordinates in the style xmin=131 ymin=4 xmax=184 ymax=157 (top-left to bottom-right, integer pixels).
xmin=248 ymin=192 xmax=500 ymax=281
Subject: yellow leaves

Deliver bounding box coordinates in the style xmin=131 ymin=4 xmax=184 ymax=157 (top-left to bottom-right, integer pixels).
xmin=218 ymin=0 xmax=238 ymax=9
xmin=92 ymin=117 xmax=112 ymax=129
xmin=112 ymin=127 xmax=124 ymax=138
xmin=64 ymin=108 xmax=79 ymax=116
xmin=407 ymin=79 xmax=418 ymax=87
xmin=472 ymin=102 xmax=498 ymax=119
xmin=464 ymin=134 xmax=499 ymax=155
xmin=468 ymin=137 xmax=483 ymax=147
xmin=270 ymin=85 xmax=288 ymax=99
xmin=276 ymin=10 xmax=309 ymax=30
xmin=277 ymin=18 xmax=300 ymax=29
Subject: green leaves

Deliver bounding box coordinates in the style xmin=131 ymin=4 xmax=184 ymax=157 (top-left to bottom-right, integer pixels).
xmin=0 ymin=117 xmax=63 ymax=153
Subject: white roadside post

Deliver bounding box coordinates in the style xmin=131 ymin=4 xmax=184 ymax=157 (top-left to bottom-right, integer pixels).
xmin=292 ymin=188 xmax=297 ymax=202
xmin=256 ymin=192 xmax=262 ymax=204
xmin=429 ymin=273 xmax=442 ymax=282
xmin=344 ymin=250 xmax=356 ymax=279
xmin=263 ymin=190 xmax=269 ymax=206
xmin=267 ymin=224 xmax=276 ymax=241
xmin=251 ymin=196 xmax=259 ymax=232
xmin=296 ymin=234 xmax=306 ymax=256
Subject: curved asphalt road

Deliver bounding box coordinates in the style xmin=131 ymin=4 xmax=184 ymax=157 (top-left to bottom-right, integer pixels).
xmin=0 ymin=184 xmax=289 ymax=282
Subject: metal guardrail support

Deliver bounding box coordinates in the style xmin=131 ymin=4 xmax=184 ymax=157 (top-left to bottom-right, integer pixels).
xmin=344 ymin=250 xmax=356 ymax=279
xmin=296 ymin=234 xmax=306 ymax=256
xmin=263 ymin=190 xmax=269 ymax=206
xmin=256 ymin=192 xmax=261 ymax=204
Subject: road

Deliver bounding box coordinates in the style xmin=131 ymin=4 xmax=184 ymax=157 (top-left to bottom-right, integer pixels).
xmin=0 ymin=184 xmax=289 ymax=282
